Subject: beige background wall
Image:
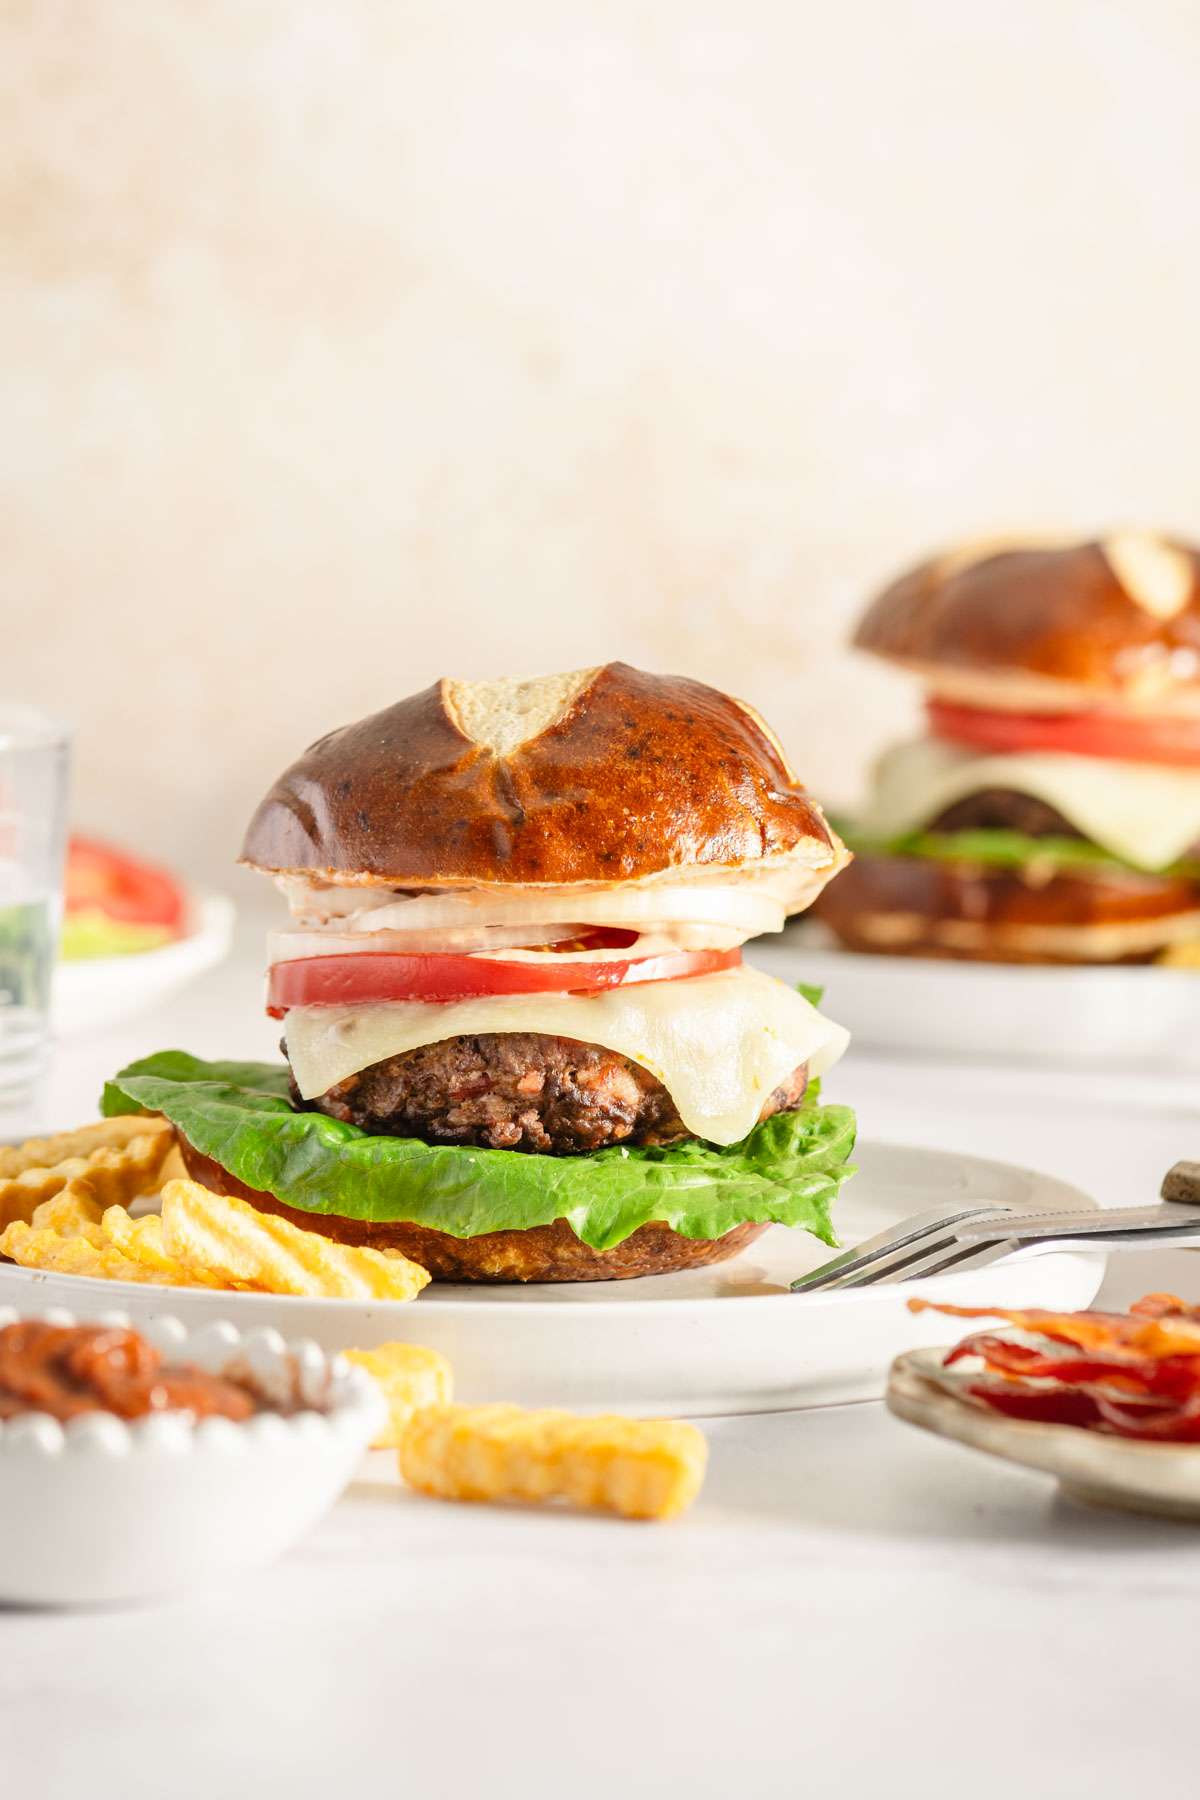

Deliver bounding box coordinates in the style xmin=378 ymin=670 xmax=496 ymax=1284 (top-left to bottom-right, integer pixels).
xmin=5 ymin=1 xmax=1200 ymax=891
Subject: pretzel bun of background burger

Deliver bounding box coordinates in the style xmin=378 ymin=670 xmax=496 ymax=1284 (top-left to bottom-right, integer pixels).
xmin=153 ymin=663 xmax=855 ymax=1281
xmin=818 ymin=532 xmax=1200 ymax=964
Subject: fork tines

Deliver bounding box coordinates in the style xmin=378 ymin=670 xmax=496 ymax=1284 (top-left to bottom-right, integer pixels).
xmin=790 ymin=1204 xmax=1016 ymax=1293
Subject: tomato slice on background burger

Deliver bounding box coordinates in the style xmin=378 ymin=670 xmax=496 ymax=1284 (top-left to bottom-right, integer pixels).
xmin=927 ymin=699 xmax=1200 ymax=766
xmin=266 ymin=945 xmax=742 ymax=1016
xmin=65 ymin=836 xmax=187 ymax=930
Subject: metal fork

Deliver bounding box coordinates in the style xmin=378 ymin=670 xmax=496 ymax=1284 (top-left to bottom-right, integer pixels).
xmin=789 ymin=1203 xmax=1020 ymax=1293
xmin=791 ymin=1166 xmax=1200 ymax=1293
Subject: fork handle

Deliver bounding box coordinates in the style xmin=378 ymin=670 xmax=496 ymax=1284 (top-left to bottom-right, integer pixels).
xmin=1017 ymin=1225 xmax=1200 ymax=1255
xmin=1162 ymin=1163 xmax=1200 ymax=1206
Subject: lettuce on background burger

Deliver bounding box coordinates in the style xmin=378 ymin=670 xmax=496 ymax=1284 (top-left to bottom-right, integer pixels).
xmin=819 ymin=533 xmax=1200 ymax=964
xmin=104 ymin=663 xmax=856 ymax=1281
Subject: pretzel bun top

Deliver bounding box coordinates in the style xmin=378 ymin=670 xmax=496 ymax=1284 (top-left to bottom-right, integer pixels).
xmin=240 ymin=662 xmax=844 ymax=899
xmin=855 ymin=533 xmax=1200 ymax=712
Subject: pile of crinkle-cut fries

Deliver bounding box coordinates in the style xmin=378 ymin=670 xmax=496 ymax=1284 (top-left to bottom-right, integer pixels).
xmin=0 ymin=1116 xmax=428 ymax=1299
xmin=0 ymin=1117 xmax=707 ymax=1521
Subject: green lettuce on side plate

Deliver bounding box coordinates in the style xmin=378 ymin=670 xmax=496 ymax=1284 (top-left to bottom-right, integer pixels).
xmin=102 ymin=1051 xmax=856 ymax=1254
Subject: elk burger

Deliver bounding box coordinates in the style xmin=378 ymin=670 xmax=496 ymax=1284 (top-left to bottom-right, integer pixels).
xmin=819 ymin=533 xmax=1200 ymax=964
xmin=104 ymin=663 xmax=856 ymax=1281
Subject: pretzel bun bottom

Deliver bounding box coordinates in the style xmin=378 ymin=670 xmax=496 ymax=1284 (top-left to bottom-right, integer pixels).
xmin=176 ymin=1141 xmax=769 ymax=1283
xmin=816 ymin=852 xmax=1200 ymax=965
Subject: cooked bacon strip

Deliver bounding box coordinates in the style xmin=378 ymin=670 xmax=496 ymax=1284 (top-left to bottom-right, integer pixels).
xmin=944 ymin=1332 xmax=1200 ymax=1399
xmin=912 ymin=1294 xmax=1200 ymax=1442
xmin=908 ymin=1299 xmax=1141 ymax=1353
xmin=909 ymin=1298 xmax=1200 ymax=1359
xmin=1130 ymin=1293 xmax=1200 ymax=1322
xmin=1091 ymin=1394 xmax=1200 ymax=1441
xmin=960 ymin=1379 xmax=1107 ymax=1427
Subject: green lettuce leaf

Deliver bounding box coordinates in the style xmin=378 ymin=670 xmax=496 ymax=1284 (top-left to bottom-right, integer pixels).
xmin=839 ymin=824 xmax=1196 ymax=879
xmin=102 ymin=1051 xmax=856 ymax=1253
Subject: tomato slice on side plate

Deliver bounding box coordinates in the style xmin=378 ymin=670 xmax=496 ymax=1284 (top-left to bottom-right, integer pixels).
xmin=266 ymin=946 xmax=741 ymax=1017
xmin=927 ymin=698 xmax=1200 ymax=766
xmin=65 ymin=836 xmax=187 ymax=930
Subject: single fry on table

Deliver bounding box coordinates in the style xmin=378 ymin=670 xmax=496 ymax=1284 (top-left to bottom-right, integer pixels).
xmin=344 ymin=1343 xmax=453 ymax=1449
xmin=398 ymin=1403 xmax=708 ymax=1521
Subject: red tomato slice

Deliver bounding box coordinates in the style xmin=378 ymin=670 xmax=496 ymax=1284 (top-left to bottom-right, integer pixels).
xmin=927 ymin=699 xmax=1200 ymax=766
xmin=65 ymin=836 xmax=187 ymax=930
xmin=266 ymin=946 xmax=741 ymax=1017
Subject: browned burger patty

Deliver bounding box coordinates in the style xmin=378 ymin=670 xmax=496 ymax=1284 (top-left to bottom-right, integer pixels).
xmin=292 ymin=1031 xmax=809 ymax=1153
xmin=929 ymin=788 xmax=1200 ymax=864
xmin=928 ymin=787 xmax=1082 ymax=838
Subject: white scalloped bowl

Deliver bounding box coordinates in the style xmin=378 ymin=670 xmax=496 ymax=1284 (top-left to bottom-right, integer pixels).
xmin=0 ymin=1305 xmax=384 ymax=1606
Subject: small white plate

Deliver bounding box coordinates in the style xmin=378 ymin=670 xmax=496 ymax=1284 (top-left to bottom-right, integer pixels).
xmin=54 ymin=892 xmax=235 ymax=1038
xmin=889 ymin=1346 xmax=1200 ymax=1521
xmin=0 ymin=1143 xmax=1104 ymax=1417
xmin=0 ymin=1306 xmax=383 ymax=1606
xmin=748 ymin=934 xmax=1197 ymax=1071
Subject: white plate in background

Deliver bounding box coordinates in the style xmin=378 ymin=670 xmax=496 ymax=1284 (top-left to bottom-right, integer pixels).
xmin=748 ymin=933 xmax=1197 ymax=1071
xmin=0 ymin=1142 xmax=1104 ymax=1417
xmin=54 ymin=892 xmax=235 ymax=1038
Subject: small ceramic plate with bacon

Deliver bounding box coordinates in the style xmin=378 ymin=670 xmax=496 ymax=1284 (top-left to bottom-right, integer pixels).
xmin=887 ymin=1296 xmax=1200 ymax=1521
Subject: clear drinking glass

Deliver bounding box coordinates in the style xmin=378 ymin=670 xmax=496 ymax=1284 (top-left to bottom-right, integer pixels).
xmin=0 ymin=706 xmax=72 ymax=1111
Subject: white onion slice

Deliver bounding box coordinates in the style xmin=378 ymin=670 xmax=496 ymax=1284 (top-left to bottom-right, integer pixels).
xmin=267 ymin=925 xmax=584 ymax=963
xmin=284 ymin=883 xmax=784 ymax=940
xmin=267 ymin=923 xmax=748 ymax=964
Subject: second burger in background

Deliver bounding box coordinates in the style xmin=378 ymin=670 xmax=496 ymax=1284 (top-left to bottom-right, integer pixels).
xmin=105 ymin=663 xmax=856 ymax=1282
xmin=819 ymin=533 xmax=1200 ymax=964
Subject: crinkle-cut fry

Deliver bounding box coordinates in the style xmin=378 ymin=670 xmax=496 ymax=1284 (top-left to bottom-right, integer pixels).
xmin=158 ymin=1142 xmax=190 ymax=1185
xmin=61 ymin=1134 xmax=174 ymax=1207
xmin=398 ymin=1405 xmax=708 ymax=1521
xmin=160 ymin=1179 xmax=431 ymax=1300
xmin=30 ymin=1183 xmax=106 ymax=1244
xmin=344 ymin=1344 xmax=453 ymax=1449
xmin=0 ymin=1155 xmax=97 ymax=1230
xmin=0 ymin=1219 xmax=171 ymax=1285
xmin=0 ymin=1115 xmax=170 ymax=1179
xmin=0 ymin=1124 xmax=174 ymax=1230
xmin=101 ymin=1205 xmax=233 ymax=1289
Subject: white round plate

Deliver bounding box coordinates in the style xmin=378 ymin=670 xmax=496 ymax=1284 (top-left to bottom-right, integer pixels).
xmin=889 ymin=1346 xmax=1200 ymax=1521
xmin=0 ymin=1142 xmax=1104 ymax=1417
xmin=748 ymin=933 xmax=1197 ymax=1071
xmin=54 ymin=891 xmax=235 ymax=1038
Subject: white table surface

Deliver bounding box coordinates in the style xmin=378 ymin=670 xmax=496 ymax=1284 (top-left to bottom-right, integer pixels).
xmin=6 ymin=921 xmax=1200 ymax=1800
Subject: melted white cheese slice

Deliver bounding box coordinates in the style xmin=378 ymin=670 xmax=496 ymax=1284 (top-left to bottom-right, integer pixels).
xmin=861 ymin=737 xmax=1200 ymax=870
xmin=284 ymin=966 xmax=849 ymax=1147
